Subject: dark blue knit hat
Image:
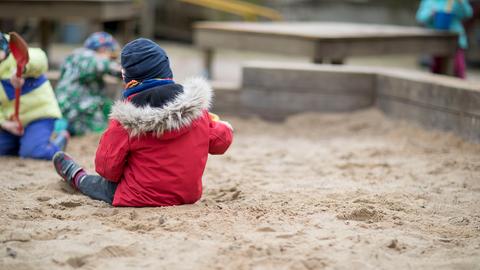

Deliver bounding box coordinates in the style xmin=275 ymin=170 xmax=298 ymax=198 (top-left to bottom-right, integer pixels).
xmin=121 ymin=38 xmax=173 ymax=83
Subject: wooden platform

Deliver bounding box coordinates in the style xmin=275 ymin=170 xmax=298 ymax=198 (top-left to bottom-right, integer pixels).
xmin=194 ymin=22 xmax=458 ymax=76
xmin=0 ymin=0 xmax=138 ymax=55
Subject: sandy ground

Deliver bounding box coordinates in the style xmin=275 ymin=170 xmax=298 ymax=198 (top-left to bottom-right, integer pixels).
xmin=0 ymin=109 xmax=479 ymax=270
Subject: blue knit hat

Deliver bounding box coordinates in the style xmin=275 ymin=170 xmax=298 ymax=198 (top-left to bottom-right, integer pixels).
xmin=84 ymin=32 xmax=119 ymax=51
xmin=121 ymin=38 xmax=173 ymax=83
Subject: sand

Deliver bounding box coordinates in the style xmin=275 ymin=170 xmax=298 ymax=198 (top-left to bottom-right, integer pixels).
xmin=0 ymin=109 xmax=479 ymax=270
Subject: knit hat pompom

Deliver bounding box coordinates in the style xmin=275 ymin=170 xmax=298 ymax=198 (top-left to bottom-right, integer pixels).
xmin=121 ymin=38 xmax=173 ymax=83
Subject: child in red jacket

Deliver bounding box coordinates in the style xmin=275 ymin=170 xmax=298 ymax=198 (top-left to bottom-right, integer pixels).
xmin=52 ymin=38 xmax=233 ymax=207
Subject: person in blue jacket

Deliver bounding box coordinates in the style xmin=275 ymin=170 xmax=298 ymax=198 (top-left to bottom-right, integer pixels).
xmin=416 ymin=0 xmax=473 ymax=78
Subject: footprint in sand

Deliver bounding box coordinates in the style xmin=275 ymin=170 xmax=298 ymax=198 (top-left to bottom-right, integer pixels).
xmin=66 ymin=255 xmax=88 ymax=268
xmin=124 ymin=223 xmax=157 ymax=232
xmin=295 ymin=258 xmax=328 ymax=269
xmin=92 ymin=208 xmax=119 ymax=218
xmin=1 ymin=230 xmax=31 ymax=243
xmin=256 ymin=227 xmax=276 ymax=232
xmin=113 ymin=211 xmax=162 ymax=232
xmin=207 ymin=186 xmax=242 ymax=203
xmin=336 ymin=207 xmax=384 ymax=222
xmin=48 ymin=199 xmax=83 ymax=210
xmin=59 ymin=201 xmax=82 ymax=208
xmin=386 ymin=239 xmax=407 ymax=252
xmin=96 ymin=245 xmax=136 ymax=258
xmin=65 ymin=246 xmax=135 ymax=268
xmin=36 ymin=196 xmax=51 ymax=202
xmin=448 ymin=216 xmax=470 ymax=226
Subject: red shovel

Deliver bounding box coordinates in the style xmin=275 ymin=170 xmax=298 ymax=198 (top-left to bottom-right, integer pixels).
xmin=8 ymin=32 xmax=29 ymax=133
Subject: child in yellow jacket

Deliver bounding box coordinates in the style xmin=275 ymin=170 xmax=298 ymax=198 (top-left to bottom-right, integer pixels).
xmin=0 ymin=32 xmax=67 ymax=160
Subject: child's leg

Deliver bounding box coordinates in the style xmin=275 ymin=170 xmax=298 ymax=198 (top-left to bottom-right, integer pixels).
xmin=454 ymin=49 xmax=466 ymax=79
xmin=0 ymin=130 xmax=20 ymax=156
xmin=430 ymin=56 xmax=444 ymax=74
xmin=76 ymin=174 xmax=118 ymax=204
xmin=19 ymin=119 xmax=59 ymax=160
xmin=53 ymin=151 xmax=117 ymax=205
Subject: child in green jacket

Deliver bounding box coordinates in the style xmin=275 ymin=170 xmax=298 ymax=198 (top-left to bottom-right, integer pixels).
xmin=0 ymin=32 xmax=67 ymax=160
xmin=55 ymin=32 xmax=121 ymax=136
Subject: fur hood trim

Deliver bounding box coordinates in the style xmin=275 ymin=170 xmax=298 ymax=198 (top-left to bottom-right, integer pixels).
xmin=110 ymin=77 xmax=212 ymax=136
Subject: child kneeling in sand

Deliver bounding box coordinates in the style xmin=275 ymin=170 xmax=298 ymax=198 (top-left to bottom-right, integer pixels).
xmin=0 ymin=32 xmax=68 ymax=160
xmin=53 ymin=38 xmax=233 ymax=207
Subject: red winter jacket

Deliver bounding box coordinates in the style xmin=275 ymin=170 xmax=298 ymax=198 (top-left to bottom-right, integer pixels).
xmin=94 ymin=78 xmax=233 ymax=207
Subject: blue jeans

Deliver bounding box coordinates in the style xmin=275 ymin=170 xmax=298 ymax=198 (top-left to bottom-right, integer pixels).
xmin=0 ymin=118 xmax=59 ymax=160
xmin=78 ymin=175 xmax=118 ymax=205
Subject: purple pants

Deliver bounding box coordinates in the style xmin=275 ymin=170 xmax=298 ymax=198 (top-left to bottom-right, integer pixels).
xmin=431 ymin=49 xmax=466 ymax=79
xmin=0 ymin=118 xmax=59 ymax=160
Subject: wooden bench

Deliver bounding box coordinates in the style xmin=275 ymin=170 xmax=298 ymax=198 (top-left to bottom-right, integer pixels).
xmin=0 ymin=0 xmax=138 ymax=56
xmin=194 ymin=22 xmax=459 ymax=78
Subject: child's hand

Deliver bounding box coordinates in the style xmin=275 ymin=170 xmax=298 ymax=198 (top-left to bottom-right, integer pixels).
xmin=219 ymin=120 xmax=233 ymax=131
xmin=1 ymin=120 xmax=23 ymax=136
xmin=209 ymin=113 xmax=233 ymax=131
xmin=10 ymin=74 xmax=24 ymax=89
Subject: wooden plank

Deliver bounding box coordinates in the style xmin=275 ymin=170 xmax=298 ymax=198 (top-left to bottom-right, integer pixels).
xmin=241 ymin=88 xmax=373 ymax=115
xmin=194 ymin=30 xmax=316 ymax=57
xmin=377 ymin=72 xmax=480 ymax=117
xmin=0 ymin=0 xmax=136 ymax=20
xmin=315 ymin=37 xmax=457 ymax=58
xmin=377 ymin=97 xmax=480 ymax=143
xmin=240 ymin=62 xmax=375 ymax=117
xmin=195 ymin=22 xmax=457 ymax=40
xmin=210 ymin=88 xmax=242 ymax=115
xmin=243 ymin=64 xmax=374 ymax=96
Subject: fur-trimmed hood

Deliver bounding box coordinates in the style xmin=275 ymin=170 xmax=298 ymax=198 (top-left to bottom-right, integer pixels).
xmin=110 ymin=77 xmax=212 ymax=136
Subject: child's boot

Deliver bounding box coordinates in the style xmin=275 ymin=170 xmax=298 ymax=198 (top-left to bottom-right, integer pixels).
xmin=52 ymin=151 xmax=84 ymax=188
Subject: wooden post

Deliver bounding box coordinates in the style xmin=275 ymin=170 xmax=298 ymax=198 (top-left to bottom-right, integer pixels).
xmin=203 ymin=48 xmax=214 ymax=79
xmin=119 ymin=18 xmax=136 ymax=45
xmin=440 ymin=54 xmax=456 ymax=76
xmin=39 ymin=19 xmax=53 ymax=57
xmin=140 ymin=0 xmax=156 ymax=39
xmin=313 ymin=57 xmax=323 ymax=64
xmin=88 ymin=20 xmax=103 ymax=33
xmin=330 ymin=59 xmax=344 ymax=65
